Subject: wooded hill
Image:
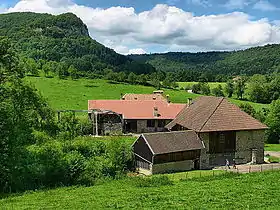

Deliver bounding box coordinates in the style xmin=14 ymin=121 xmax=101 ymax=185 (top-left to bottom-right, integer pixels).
xmin=0 ymin=12 xmax=155 ymax=75
xmin=130 ymin=44 xmax=280 ymax=77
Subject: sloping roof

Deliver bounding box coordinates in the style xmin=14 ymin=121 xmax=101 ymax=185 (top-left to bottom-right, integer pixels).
xmin=166 ymin=96 xmax=268 ymax=132
xmin=140 ymin=131 xmax=204 ymax=155
xmin=88 ymin=100 xmax=185 ymax=120
xmin=122 ymin=93 xmax=167 ymax=101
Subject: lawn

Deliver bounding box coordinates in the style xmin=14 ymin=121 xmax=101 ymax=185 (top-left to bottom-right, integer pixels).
xmin=178 ymin=81 xmax=226 ymax=89
xmin=265 ymin=144 xmax=280 ymax=151
xmin=25 ymin=77 xmax=269 ymax=111
xmin=1 ymin=171 xmax=280 ymax=209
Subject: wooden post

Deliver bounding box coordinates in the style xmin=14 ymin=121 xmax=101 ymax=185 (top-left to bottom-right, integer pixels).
xmin=95 ymin=112 xmax=98 ymax=136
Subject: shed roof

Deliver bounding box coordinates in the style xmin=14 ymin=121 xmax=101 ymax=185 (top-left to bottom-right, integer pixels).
xmin=122 ymin=93 xmax=167 ymax=101
xmin=88 ymin=100 xmax=185 ymax=120
xmin=139 ymin=131 xmax=204 ymax=155
xmin=166 ymin=96 xmax=268 ymax=132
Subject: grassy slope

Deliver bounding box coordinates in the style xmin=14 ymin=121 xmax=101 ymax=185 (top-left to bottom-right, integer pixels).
xmin=1 ymin=171 xmax=280 ymax=209
xmin=25 ymin=77 xmax=269 ymax=111
xmin=178 ymin=82 xmax=226 ymax=89
xmin=265 ymin=144 xmax=280 ymax=151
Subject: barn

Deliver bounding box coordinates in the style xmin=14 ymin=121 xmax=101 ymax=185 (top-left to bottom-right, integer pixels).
xmin=132 ymin=131 xmax=204 ymax=175
xmin=133 ymin=96 xmax=268 ymax=174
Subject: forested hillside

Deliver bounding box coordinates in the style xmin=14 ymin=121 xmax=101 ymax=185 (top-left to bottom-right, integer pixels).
xmin=0 ymin=12 xmax=155 ymax=75
xmin=130 ymin=44 xmax=280 ymax=80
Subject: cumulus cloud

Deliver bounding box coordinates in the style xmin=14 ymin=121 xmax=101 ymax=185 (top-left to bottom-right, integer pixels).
xmin=2 ymin=1 xmax=280 ymax=53
xmin=253 ymin=0 xmax=279 ymax=11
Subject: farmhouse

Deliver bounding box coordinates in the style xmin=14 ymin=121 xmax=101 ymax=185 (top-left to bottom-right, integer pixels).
xmin=133 ymin=96 xmax=268 ymax=174
xmin=88 ymin=100 xmax=185 ymax=135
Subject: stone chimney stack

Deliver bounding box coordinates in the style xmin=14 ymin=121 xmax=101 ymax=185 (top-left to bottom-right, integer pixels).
xmin=166 ymin=94 xmax=170 ymax=103
xmin=153 ymin=107 xmax=158 ymax=117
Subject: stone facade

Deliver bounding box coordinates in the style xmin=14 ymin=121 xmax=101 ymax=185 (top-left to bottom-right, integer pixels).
xmin=199 ymin=130 xmax=265 ymax=169
xmin=235 ymin=130 xmax=264 ymax=164
xmin=136 ymin=120 xmax=166 ymax=133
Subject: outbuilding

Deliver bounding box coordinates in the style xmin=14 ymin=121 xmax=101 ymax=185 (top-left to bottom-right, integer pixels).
xmin=132 ymin=131 xmax=205 ymax=175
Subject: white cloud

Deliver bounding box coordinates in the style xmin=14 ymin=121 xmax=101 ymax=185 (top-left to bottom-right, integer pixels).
xmin=253 ymin=0 xmax=279 ymax=11
xmin=2 ymin=1 xmax=280 ymax=53
xmin=224 ymin=0 xmax=251 ymax=9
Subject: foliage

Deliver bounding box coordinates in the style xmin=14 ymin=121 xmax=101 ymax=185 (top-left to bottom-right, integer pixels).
xmin=0 ymin=12 xmax=155 ymax=76
xmin=234 ymin=77 xmax=246 ymax=99
xmin=130 ymin=44 xmax=280 ymax=80
xmin=0 ymin=37 xmax=57 ymax=193
xmin=224 ymin=80 xmax=234 ymax=97
xmin=211 ymin=84 xmax=224 ymax=97
xmin=265 ymin=99 xmax=280 ymax=143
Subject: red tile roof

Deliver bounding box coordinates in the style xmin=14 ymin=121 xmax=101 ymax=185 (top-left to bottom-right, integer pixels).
xmin=88 ymin=100 xmax=185 ymax=120
xmin=166 ymin=96 xmax=268 ymax=132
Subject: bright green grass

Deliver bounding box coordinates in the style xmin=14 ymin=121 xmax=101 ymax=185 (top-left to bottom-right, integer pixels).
xmin=25 ymin=77 xmax=197 ymax=110
xmin=178 ymin=81 xmax=226 ymax=89
xmin=163 ymin=170 xmax=226 ymax=181
xmin=25 ymin=77 xmax=269 ymax=111
xmin=265 ymin=144 xmax=280 ymax=151
xmin=1 ymin=171 xmax=280 ymax=209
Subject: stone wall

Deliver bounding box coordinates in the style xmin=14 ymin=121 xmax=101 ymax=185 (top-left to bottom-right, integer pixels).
xmin=136 ymin=120 xmax=166 ymax=133
xmin=103 ymin=122 xmax=122 ymax=135
xmin=199 ymin=133 xmax=210 ymax=169
xmin=152 ymin=160 xmax=194 ymax=174
xmin=199 ymin=130 xmax=265 ymax=168
xmin=236 ymin=130 xmax=265 ymax=164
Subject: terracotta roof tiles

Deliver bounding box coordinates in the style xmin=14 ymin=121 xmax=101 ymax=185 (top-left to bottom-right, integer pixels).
xmin=141 ymin=131 xmax=204 ymax=155
xmin=166 ymin=96 xmax=268 ymax=132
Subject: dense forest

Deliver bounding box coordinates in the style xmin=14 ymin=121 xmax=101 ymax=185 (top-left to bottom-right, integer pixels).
xmin=0 ymin=12 xmax=155 ymax=76
xmin=130 ymin=45 xmax=280 ymax=81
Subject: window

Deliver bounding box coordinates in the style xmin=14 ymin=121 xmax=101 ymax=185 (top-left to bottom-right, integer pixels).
xmin=209 ymin=131 xmax=236 ymax=154
xmin=147 ymin=120 xmax=155 ymax=127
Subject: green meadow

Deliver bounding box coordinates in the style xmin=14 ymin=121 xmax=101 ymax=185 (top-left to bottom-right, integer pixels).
xmin=25 ymin=77 xmax=269 ymax=111
xmin=1 ymin=171 xmax=280 ymax=209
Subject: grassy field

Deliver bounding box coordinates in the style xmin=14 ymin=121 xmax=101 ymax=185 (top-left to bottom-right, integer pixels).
xmin=265 ymin=144 xmax=280 ymax=151
xmin=25 ymin=77 xmax=269 ymax=111
xmin=1 ymin=171 xmax=280 ymax=209
xmin=178 ymin=82 xmax=226 ymax=89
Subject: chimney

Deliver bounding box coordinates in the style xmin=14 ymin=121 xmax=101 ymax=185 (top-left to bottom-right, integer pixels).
xmin=153 ymin=107 xmax=158 ymax=117
xmin=166 ymin=94 xmax=170 ymax=103
xmin=187 ymin=98 xmax=192 ymax=107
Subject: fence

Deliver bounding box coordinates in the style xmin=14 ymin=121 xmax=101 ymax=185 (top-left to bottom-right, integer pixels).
xmin=166 ymin=163 xmax=280 ymax=181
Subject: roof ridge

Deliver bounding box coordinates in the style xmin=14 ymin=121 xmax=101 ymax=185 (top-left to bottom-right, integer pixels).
xmin=199 ymin=97 xmax=224 ymax=132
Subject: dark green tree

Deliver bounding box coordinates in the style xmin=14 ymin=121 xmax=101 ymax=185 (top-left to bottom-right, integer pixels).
xmin=235 ymin=77 xmax=246 ymax=99
xmin=265 ymin=99 xmax=280 ymax=144
xmin=212 ymin=84 xmax=224 ymax=97
xmin=224 ymin=80 xmax=234 ymax=98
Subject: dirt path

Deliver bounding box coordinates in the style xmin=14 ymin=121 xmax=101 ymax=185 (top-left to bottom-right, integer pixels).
xmin=265 ymin=151 xmax=280 ymax=158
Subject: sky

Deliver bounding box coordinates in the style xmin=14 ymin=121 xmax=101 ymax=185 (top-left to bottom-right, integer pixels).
xmin=1 ymin=0 xmax=280 ymax=55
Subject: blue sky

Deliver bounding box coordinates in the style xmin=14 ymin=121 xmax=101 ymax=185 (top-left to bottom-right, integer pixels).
xmin=1 ymin=0 xmax=280 ymax=54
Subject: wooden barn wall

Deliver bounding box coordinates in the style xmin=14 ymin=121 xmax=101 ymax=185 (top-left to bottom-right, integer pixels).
xmin=154 ymin=150 xmax=200 ymax=164
xmin=133 ymin=136 xmax=153 ymax=163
